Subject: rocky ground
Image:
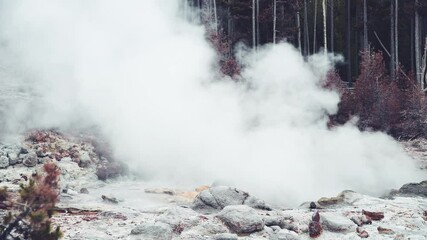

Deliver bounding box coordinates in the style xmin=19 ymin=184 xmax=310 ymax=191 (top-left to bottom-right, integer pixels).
xmin=1 ymin=130 xmax=427 ymax=240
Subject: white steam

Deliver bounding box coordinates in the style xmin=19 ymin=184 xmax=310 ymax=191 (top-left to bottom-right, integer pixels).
xmin=0 ymin=0 xmax=423 ymax=205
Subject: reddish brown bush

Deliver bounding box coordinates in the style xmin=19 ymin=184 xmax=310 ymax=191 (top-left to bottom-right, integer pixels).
xmin=0 ymin=163 xmax=62 ymax=240
xmin=327 ymin=50 xmax=427 ymax=139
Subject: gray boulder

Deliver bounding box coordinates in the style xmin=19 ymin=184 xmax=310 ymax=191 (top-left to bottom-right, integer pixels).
xmin=130 ymin=222 xmax=172 ymax=240
xmin=320 ymin=213 xmax=356 ymax=233
xmin=23 ymin=152 xmax=38 ymax=167
xmin=216 ymin=205 xmax=264 ymax=234
xmin=397 ymin=181 xmax=427 ymax=197
xmin=78 ymin=150 xmax=91 ymax=167
xmin=192 ymin=186 xmax=271 ymax=213
xmin=157 ymin=206 xmax=201 ymax=231
xmin=7 ymin=152 xmax=19 ymax=165
xmin=212 ymin=233 xmax=238 ymax=240
xmin=0 ymin=156 xmax=9 ymax=168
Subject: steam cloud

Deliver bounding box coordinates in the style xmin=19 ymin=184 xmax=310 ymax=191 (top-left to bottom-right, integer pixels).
xmin=0 ymin=0 xmax=423 ymax=205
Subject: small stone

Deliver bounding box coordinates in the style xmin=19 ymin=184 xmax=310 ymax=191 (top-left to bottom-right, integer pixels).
xmin=0 ymin=156 xmax=9 ymax=168
xmin=20 ymin=147 xmax=29 ymax=154
xmin=309 ymin=202 xmax=317 ymax=209
xmin=80 ymin=188 xmax=89 ymax=194
xmin=357 ymin=227 xmax=369 ymax=238
xmin=102 ymin=195 xmax=118 ymax=204
xmin=23 ymin=153 xmax=37 ymax=167
xmin=212 ymin=233 xmax=238 ymax=240
xmin=362 ymin=210 xmax=384 ymax=221
xmin=377 ymin=226 xmax=394 ymax=235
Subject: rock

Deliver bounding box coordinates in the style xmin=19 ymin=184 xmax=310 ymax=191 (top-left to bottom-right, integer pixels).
xmin=36 ymin=148 xmax=47 ymax=157
xmin=212 ymin=233 xmax=238 ymax=240
xmin=244 ymin=195 xmax=272 ymax=211
xmin=397 ymin=180 xmax=427 ymax=197
xmin=0 ymin=156 xmax=9 ymax=168
xmin=20 ymin=147 xmax=29 ymax=154
xmin=130 ymin=222 xmax=173 ymax=240
xmin=308 ymin=212 xmax=322 ymax=238
xmin=78 ymin=151 xmax=91 ymax=168
xmin=210 ymin=186 xmax=249 ymax=208
xmin=156 ymin=206 xmax=201 ymax=231
xmin=320 ymin=213 xmax=356 ymax=233
xmin=80 ymin=188 xmax=89 ymax=194
xmin=192 ymin=186 xmax=270 ymax=213
xmin=96 ymin=162 xmax=127 ymax=180
xmin=273 ymin=229 xmax=301 ymax=240
xmin=216 ymin=205 xmax=264 ymax=234
xmin=377 ymin=226 xmax=395 ymax=235
xmin=357 ymin=227 xmax=369 ymax=238
xmin=7 ymin=152 xmax=19 ymax=165
xmin=23 ymin=153 xmax=37 ymax=167
xmin=263 ymin=211 xmax=297 ymax=232
xmin=309 ymin=202 xmax=317 ymax=209
xmin=350 ymin=216 xmax=363 ymax=226
xmin=102 ymin=195 xmax=118 ymax=204
xmin=362 ymin=210 xmax=384 ymax=221
xmin=145 ymin=187 xmax=176 ymax=195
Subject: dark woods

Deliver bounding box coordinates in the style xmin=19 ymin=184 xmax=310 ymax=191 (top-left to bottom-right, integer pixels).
xmin=190 ymin=0 xmax=427 ymax=139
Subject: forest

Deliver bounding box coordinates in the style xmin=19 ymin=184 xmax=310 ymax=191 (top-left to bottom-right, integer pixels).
xmin=189 ymin=0 xmax=427 ymax=139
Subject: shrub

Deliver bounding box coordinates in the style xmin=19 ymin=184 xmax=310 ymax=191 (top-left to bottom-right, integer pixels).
xmin=0 ymin=163 xmax=62 ymax=240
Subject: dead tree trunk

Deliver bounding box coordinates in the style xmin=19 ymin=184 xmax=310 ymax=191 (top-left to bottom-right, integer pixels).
xmin=323 ymin=0 xmax=327 ymax=52
xmin=415 ymin=0 xmax=421 ymax=85
xmin=390 ymin=0 xmax=396 ymax=81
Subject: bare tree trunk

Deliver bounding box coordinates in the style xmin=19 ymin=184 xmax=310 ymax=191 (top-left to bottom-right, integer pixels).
xmin=363 ymin=0 xmax=368 ymax=50
xmin=411 ymin=17 xmax=415 ymax=73
xmin=330 ymin=0 xmax=334 ymax=52
xmin=415 ymin=0 xmax=421 ymax=85
xmin=256 ymin=0 xmax=260 ymax=46
xmin=313 ymin=0 xmax=318 ymax=52
xmin=273 ymin=0 xmax=277 ymax=44
xmin=390 ymin=0 xmax=396 ymax=81
xmin=297 ymin=11 xmax=302 ymax=54
xmin=323 ymin=0 xmax=327 ymax=52
xmin=395 ymin=0 xmax=398 ymax=70
xmin=346 ymin=0 xmax=352 ymax=85
xmin=304 ymin=0 xmax=310 ymax=56
xmin=253 ymin=0 xmax=256 ymax=49
xmin=213 ymin=0 xmax=218 ymax=34
xmin=422 ymin=36 xmax=427 ymax=89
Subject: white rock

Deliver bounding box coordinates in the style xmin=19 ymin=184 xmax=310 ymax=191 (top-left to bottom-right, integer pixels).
xmin=0 ymin=156 xmax=9 ymax=168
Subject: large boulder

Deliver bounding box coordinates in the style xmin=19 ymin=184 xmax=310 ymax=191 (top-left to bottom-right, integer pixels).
xmin=397 ymin=181 xmax=427 ymax=197
xmin=96 ymin=161 xmax=127 ymax=180
xmin=130 ymin=222 xmax=172 ymax=240
xmin=216 ymin=205 xmax=264 ymax=234
xmin=192 ymin=186 xmax=271 ymax=213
